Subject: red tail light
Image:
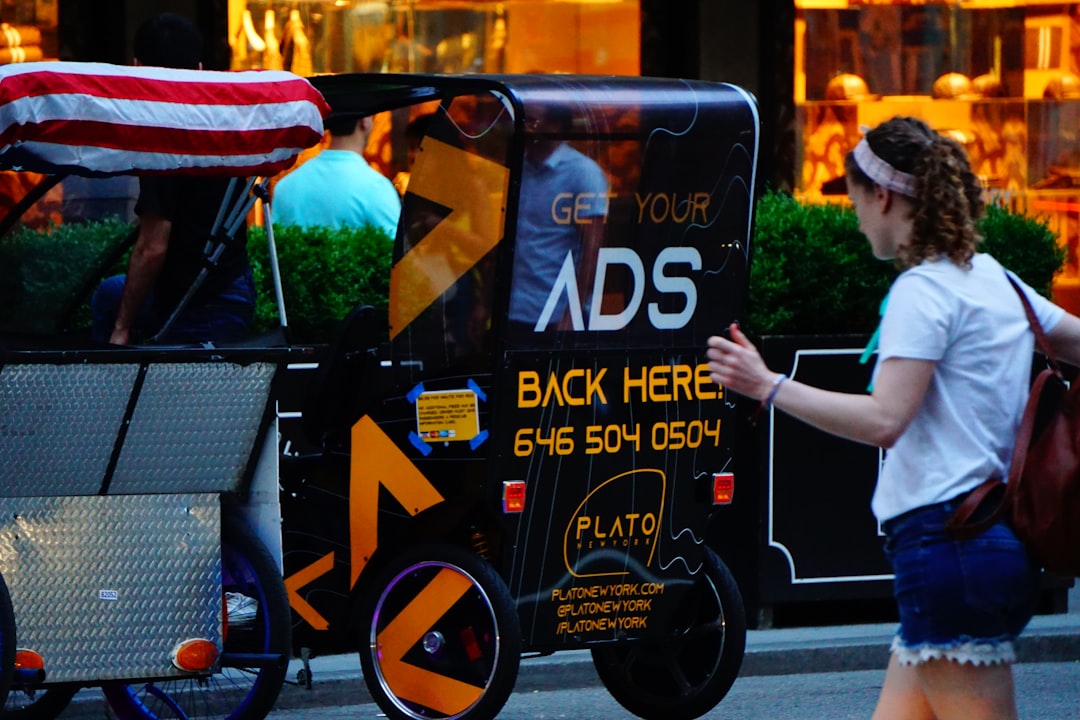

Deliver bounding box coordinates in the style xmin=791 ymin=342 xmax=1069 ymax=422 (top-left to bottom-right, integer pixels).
xmin=503 ymin=481 xmax=526 ymax=513
xmin=712 ymin=473 xmax=734 ymax=505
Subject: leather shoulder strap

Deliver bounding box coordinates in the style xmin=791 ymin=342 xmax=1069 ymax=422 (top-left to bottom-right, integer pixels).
xmin=1005 ymin=272 xmax=1060 ymax=374
xmin=947 ymin=273 xmax=1062 ymax=541
xmin=945 ymin=477 xmax=1004 ymax=539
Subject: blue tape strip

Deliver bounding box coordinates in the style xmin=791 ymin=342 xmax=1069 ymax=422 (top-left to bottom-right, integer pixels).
xmin=470 ymin=429 xmax=489 ymax=450
xmin=468 ymin=379 xmax=487 ymax=403
xmin=409 ymin=432 xmax=433 ymax=456
xmin=406 ymin=382 xmax=425 ymax=404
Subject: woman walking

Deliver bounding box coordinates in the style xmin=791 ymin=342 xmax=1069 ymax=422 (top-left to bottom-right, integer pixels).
xmin=707 ymin=116 xmax=1080 ymax=719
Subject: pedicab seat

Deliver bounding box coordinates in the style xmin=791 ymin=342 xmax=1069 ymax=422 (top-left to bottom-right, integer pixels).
xmin=302 ymin=304 xmax=382 ymax=448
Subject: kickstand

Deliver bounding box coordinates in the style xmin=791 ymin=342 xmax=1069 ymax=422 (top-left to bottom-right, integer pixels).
xmin=296 ymin=646 xmax=314 ymax=690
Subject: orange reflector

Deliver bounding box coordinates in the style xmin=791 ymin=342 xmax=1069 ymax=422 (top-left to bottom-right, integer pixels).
xmin=171 ymin=639 xmax=220 ymax=673
xmin=713 ymin=473 xmax=734 ymax=505
xmin=502 ymin=481 xmax=526 ymax=513
xmin=15 ymin=648 xmax=44 ymax=671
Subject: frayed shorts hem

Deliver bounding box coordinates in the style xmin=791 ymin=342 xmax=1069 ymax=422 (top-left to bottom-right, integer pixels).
xmin=890 ymin=634 xmax=1017 ymax=667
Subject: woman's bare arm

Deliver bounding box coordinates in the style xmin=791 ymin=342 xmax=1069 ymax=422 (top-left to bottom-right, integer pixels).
xmin=707 ymin=324 xmax=934 ymax=448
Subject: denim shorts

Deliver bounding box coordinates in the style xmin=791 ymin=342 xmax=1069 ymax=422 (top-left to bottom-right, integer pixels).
xmin=881 ymin=495 xmax=1040 ymax=666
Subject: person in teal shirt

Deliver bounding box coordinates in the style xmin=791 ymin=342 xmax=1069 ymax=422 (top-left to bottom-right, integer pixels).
xmin=272 ymin=115 xmax=400 ymax=237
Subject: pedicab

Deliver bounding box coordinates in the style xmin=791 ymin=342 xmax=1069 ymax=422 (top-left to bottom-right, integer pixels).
xmin=272 ymin=72 xmax=761 ymax=720
xmin=0 ymin=65 xmax=760 ymax=720
xmin=0 ymin=61 xmax=328 ymax=719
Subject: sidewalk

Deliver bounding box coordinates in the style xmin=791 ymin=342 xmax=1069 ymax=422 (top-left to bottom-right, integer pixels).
xmin=61 ymin=586 xmax=1080 ymax=716
xmin=290 ymin=609 xmax=1080 ymax=686
xmin=263 ymin=586 xmax=1080 ymax=711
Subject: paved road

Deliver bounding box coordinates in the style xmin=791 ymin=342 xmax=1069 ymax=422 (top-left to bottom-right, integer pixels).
xmin=38 ymin=583 xmax=1080 ymax=719
xmin=261 ymin=661 xmax=1080 ymax=720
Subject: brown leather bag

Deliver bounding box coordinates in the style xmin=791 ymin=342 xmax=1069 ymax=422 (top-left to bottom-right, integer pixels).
xmin=946 ymin=274 xmax=1080 ymax=577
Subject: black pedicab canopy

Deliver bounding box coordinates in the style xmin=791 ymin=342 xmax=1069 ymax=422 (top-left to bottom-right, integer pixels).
xmin=309 ymin=72 xmax=760 ymax=361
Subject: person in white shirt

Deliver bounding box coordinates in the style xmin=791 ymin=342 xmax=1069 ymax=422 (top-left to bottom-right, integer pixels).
xmin=706 ymin=115 xmax=1080 ymax=720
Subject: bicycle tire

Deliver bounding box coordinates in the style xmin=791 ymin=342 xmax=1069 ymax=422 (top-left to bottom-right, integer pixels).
xmin=358 ymin=543 xmax=521 ymax=720
xmin=0 ymin=686 xmax=76 ymax=720
xmin=0 ymin=573 xmax=16 ymax=710
xmin=591 ymin=547 xmax=746 ymax=720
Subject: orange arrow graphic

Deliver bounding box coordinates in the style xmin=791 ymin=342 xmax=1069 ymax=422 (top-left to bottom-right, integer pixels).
xmin=350 ymin=415 xmax=445 ymax=587
xmin=390 ymin=137 xmax=509 ymax=338
xmin=284 ymin=551 xmax=335 ymax=631
xmin=376 ymin=566 xmax=483 ymax=715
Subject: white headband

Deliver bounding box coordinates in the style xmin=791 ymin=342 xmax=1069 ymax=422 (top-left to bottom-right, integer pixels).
xmin=853 ymin=137 xmax=918 ymax=197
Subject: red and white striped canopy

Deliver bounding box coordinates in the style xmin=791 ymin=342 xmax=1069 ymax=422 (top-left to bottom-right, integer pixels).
xmin=0 ymin=61 xmax=330 ymax=177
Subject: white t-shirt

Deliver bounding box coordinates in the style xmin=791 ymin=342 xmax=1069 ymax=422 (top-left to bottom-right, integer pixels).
xmin=871 ymin=252 xmax=1065 ymax=522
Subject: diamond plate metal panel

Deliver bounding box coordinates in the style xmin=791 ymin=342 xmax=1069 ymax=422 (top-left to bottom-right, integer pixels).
xmin=0 ymin=494 xmax=221 ymax=683
xmin=110 ymin=363 xmax=275 ymax=494
xmin=0 ymin=364 xmax=138 ymax=497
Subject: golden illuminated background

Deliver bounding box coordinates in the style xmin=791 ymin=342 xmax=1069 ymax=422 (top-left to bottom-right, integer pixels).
xmin=796 ymin=0 xmax=1080 ymax=312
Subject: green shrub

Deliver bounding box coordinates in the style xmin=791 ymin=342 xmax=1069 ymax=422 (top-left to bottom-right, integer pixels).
xmin=0 ymin=220 xmax=392 ymax=342
xmin=978 ymin=203 xmax=1064 ymax=299
xmin=0 ymin=220 xmax=393 ymax=343
xmin=248 ymin=223 xmax=393 ymax=343
xmin=2 ymin=198 xmax=1062 ymax=344
xmin=749 ymin=190 xmax=1067 ymax=335
xmin=748 ymin=191 xmax=894 ymax=335
xmin=0 ymin=218 xmax=134 ymax=334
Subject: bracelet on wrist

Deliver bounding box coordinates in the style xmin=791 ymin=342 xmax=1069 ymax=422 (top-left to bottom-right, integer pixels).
xmin=751 ymin=373 xmax=787 ymax=426
xmin=763 ymin=373 xmax=787 ymax=407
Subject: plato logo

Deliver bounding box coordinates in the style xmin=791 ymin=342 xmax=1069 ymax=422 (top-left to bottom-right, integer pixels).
xmin=534 ymin=247 xmax=702 ymax=332
xmin=563 ymin=469 xmax=665 ymax=578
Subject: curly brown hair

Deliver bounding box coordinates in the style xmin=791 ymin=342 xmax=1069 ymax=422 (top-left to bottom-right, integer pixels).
xmin=844 ymin=116 xmax=984 ymax=269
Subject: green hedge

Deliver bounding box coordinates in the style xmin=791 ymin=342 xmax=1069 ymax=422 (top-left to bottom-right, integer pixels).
xmin=977 ymin=203 xmax=1064 ymax=299
xmin=247 ymin=223 xmax=392 ymax=343
xmin=0 ymin=217 xmax=134 ymax=334
xmin=0 ymin=220 xmax=393 ymax=342
xmin=0 ymin=198 xmax=1064 ymax=342
xmin=748 ymin=190 xmax=1065 ymax=335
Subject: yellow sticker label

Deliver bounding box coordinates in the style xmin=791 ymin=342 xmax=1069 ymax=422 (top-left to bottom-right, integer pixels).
xmin=416 ymin=390 xmax=479 ymax=442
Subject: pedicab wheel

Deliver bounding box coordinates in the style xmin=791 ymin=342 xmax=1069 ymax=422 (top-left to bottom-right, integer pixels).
xmin=0 ymin=573 xmax=16 ymax=710
xmin=358 ymin=544 xmax=521 ymax=720
xmin=101 ymin=518 xmax=290 ymax=720
xmin=590 ymin=548 xmax=746 ymax=720
xmin=0 ymin=687 xmax=76 ymax=720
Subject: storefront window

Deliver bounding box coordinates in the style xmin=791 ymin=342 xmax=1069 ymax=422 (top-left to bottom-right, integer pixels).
xmin=0 ymin=0 xmax=56 ymax=62
xmin=228 ymin=0 xmax=640 ymax=76
xmin=795 ymin=0 xmax=1080 ymax=312
xmin=0 ymin=0 xmax=60 ymax=230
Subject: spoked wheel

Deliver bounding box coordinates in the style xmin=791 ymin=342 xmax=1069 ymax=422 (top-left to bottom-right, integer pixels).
xmin=359 ymin=544 xmax=521 ymax=720
xmin=590 ymin=548 xmax=746 ymax=720
xmin=101 ymin=518 xmax=290 ymax=720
